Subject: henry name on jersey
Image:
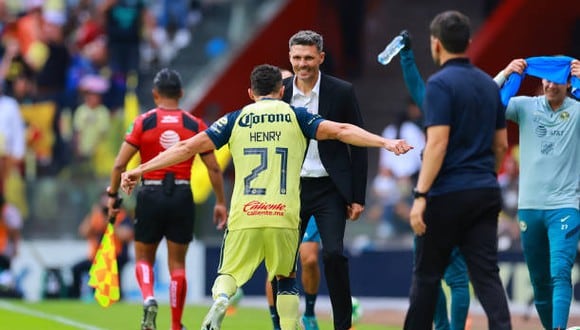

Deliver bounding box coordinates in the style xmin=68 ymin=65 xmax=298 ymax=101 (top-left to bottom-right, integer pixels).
xmin=241 ymin=112 xmax=290 ymax=141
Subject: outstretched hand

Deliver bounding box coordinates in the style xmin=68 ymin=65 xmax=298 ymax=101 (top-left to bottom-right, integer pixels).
xmin=120 ymin=168 xmax=143 ymax=195
xmin=386 ymin=139 xmax=413 ymax=155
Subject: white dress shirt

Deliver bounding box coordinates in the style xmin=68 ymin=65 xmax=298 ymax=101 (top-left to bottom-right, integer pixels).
xmin=291 ymin=73 xmax=329 ymax=178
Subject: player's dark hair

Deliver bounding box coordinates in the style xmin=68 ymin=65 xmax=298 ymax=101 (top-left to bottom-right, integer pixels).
xmin=289 ymin=30 xmax=324 ymax=52
xmin=430 ymin=10 xmax=471 ymax=54
xmin=153 ymin=68 xmax=182 ymax=99
xmin=250 ymin=64 xmax=282 ymax=96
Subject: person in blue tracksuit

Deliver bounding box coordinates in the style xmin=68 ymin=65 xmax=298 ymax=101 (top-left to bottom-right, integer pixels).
xmin=494 ymin=57 xmax=580 ymax=330
xmin=396 ymin=30 xmax=470 ymax=330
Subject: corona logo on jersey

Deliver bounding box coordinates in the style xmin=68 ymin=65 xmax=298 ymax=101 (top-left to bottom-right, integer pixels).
xmin=238 ymin=112 xmax=292 ymax=128
xmin=242 ymin=200 xmax=286 ymax=216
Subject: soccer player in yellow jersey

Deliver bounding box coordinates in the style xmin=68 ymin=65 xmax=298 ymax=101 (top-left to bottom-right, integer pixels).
xmin=120 ymin=64 xmax=413 ymax=330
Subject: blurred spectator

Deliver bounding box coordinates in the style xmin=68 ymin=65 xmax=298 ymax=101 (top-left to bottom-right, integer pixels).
xmin=0 ymin=193 xmax=23 ymax=298
xmin=72 ymin=74 xmax=111 ymax=176
xmin=370 ymin=99 xmax=424 ymax=242
xmin=149 ymin=0 xmax=191 ymax=66
xmin=35 ymin=8 xmax=70 ymax=102
xmin=497 ymin=146 xmax=520 ymax=251
xmin=0 ymin=80 xmax=25 ymax=193
xmin=11 ymin=71 xmax=36 ymax=105
xmin=369 ymin=168 xmax=402 ymax=239
xmin=33 ymin=6 xmax=72 ymax=173
xmin=12 ymin=0 xmax=48 ymax=72
xmin=68 ymin=192 xmax=133 ymax=299
xmin=100 ymin=0 xmax=155 ymax=109
xmin=64 ymin=0 xmax=102 ymax=44
xmin=188 ymin=0 xmax=203 ymax=27
xmin=65 ymin=35 xmax=119 ymax=111
xmin=0 ymin=38 xmax=35 ymax=100
xmin=0 ymin=0 xmax=9 ymax=29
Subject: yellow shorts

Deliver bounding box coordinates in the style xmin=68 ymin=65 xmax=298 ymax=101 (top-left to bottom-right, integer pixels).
xmin=218 ymin=227 xmax=299 ymax=286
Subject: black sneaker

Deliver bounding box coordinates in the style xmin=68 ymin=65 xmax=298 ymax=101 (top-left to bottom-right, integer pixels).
xmin=141 ymin=298 xmax=158 ymax=330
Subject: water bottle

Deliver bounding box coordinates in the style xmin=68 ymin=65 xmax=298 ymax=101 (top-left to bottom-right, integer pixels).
xmin=377 ymin=35 xmax=405 ymax=65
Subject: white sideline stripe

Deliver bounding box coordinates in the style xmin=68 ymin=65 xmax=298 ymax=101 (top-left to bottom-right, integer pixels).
xmin=0 ymin=300 xmax=105 ymax=330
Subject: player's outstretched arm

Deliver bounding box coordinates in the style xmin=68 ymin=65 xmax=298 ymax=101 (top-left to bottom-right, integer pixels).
xmin=398 ymin=31 xmax=426 ymax=108
xmin=121 ymin=132 xmax=216 ymax=195
xmin=315 ymin=121 xmax=413 ymax=155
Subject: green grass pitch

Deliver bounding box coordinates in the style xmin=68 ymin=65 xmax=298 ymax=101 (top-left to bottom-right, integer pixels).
xmin=0 ymin=300 xmax=397 ymax=329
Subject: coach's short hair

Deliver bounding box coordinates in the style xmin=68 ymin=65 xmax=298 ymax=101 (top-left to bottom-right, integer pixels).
xmin=250 ymin=64 xmax=282 ymax=96
xmin=288 ymin=30 xmax=324 ymax=52
xmin=430 ymin=10 xmax=471 ymax=54
xmin=153 ymin=68 xmax=182 ymax=99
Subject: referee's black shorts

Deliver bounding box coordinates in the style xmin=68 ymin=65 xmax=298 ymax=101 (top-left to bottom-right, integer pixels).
xmin=134 ymin=184 xmax=195 ymax=244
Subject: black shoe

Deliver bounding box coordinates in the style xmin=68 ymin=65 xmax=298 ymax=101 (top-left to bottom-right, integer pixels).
xmin=141 ymin=298 xmax=158 ymax=330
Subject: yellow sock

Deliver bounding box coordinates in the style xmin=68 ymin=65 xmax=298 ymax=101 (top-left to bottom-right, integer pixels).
xmin=277 ymin=294 xmax=299 ymax=330
xmin=211 ymin=274 xmax=237 ymax=300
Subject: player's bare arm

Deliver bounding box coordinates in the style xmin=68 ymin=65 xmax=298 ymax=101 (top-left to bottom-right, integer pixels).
xmin=107 ymin=141 xmax=138 ymax=217
xmin=200 ymin=151 xmax=228 ymax=230
xmin=492 ymin=128 xmax=508 ymax=171
xmin=121 ymin=132 xmax=216 ymax=195
xmin=315 ymin=121 xmax=413 ymax=155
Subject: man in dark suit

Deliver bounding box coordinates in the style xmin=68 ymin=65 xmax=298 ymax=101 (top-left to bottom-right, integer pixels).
xmin=282 ymin=30 xmax=368 ymax=330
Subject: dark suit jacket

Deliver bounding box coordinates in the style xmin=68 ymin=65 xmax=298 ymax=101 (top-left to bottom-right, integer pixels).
xmin=283 ymin=73 xmax=368 ymax=205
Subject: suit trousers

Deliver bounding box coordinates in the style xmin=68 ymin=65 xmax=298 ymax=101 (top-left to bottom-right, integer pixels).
xmin=404 ymin=188 xmax=512 ymax=330
xmin=300 ymin=176 xmax=352 ymax=330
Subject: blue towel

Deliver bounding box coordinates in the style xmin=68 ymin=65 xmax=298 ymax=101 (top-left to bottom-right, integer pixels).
xmin=500 ymin=55 xmax=580 ymax=105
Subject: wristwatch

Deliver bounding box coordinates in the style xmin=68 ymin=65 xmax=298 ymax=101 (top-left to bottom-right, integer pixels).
xmin=412 ymin=188 xmax=428 ymax=199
